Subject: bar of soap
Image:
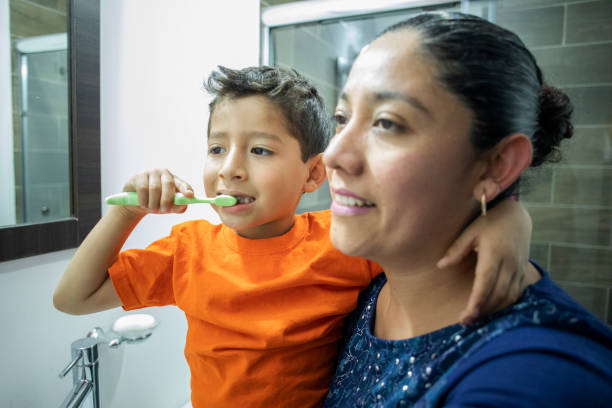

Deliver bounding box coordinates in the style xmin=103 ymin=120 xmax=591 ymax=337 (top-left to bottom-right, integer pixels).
xmin=112 ymin=314 xmax=157 ymax=336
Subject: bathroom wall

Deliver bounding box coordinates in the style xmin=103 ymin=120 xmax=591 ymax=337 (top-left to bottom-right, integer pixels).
xmin=480 ymin=0 xmax=612 ymax=325
xmin=0 ymin=1 xmax=259 ymax=407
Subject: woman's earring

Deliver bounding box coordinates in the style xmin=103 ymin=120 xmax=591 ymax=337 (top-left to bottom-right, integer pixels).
xmin=481 ymin=193 xmax=487 ymax=216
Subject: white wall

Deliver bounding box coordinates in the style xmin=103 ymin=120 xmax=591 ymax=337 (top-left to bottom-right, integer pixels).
xmin=0 ymin=0 xmax=16 ymax=226
xmin=0 ymin=1 xmax=259 ymax=406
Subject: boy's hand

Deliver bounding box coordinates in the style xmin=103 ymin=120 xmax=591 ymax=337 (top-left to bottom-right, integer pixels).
xmin=437 ymin=199 xmax=532 ymax=325
xmin=122 ymin=168 xmax=194 ymax=215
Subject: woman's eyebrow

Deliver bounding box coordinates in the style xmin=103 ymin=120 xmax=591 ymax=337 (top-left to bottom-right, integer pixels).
xmin=374 ymin=91 xmax=433 ymax=118
xmin=338 ymin=90 xmax=433 ymax=119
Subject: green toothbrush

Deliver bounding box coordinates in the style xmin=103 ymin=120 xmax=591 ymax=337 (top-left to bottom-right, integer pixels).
xmin=105 ymin=192 xmax=237 ymax=207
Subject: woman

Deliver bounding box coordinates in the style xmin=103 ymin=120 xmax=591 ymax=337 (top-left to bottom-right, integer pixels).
xmin=323 ymin=12 xmax=612 ymax=407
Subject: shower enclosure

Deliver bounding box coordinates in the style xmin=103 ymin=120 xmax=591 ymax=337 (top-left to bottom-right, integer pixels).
xmin=262 ymin=0 xmax=612 ymax=324
xmin=14 ymin=33 xmax=71 ymax=224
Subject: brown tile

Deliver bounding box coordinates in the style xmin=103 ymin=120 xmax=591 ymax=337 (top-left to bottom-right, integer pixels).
xmin=550 ymin=246 xmax=612 ymax=286
xmin=496 ymin=6 xmax=564 ymax=47
xmin=563 ymin=86 xmax=612 ymax=126
xmin=520 ymin=166 xmax=553 ymax=203
xmin=567 ymin=1 xmax=612 ymax=44
xmin=556 ymin=283 xmax=608 ymax=321
xmin=533 ymin=43 xmax=612 ymax=85
xmin=527 ymin=205 xmax=612 ymax=246
xmin=562 ymin=127 xmax=612 ymax=166
xmin=9 ymin=0 xmax=67 ymax=38
xmin=530 ymin=243 xmax=550 ymax=270
xmin=554 ymin=168 xmax=612 ymax=206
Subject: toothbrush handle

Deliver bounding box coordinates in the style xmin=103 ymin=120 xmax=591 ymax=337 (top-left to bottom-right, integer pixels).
xmin=105 ymin=192 xmax=223 ymax=206
xmin=105 ymin=192 xmax=204 ymax=206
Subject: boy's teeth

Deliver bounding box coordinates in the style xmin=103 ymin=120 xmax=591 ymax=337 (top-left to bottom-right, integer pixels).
xmin=335 ymin=194 xmax=374 ymax=207
xmin=235 ymin=195 xmax=255 ymax=204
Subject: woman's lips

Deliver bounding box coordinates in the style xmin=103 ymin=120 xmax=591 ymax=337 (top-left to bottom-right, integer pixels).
xmin=330 ymin=188 xmax=375 ymax=216
xmin=330 ymin=200 xmax=374 ymax=216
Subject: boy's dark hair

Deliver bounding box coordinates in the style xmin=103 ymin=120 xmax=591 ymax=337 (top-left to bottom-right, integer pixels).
xmin=204 ymin=65 xmax=331 ymax=162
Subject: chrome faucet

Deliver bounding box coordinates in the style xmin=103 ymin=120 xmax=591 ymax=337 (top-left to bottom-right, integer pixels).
xmin=58 ymin=314 xmax=159 ymax=408
xmin=58 ymin=337 xmax=100 ymax=408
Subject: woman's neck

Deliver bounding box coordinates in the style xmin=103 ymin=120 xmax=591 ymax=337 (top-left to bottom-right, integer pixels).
xmin=374 ymin=253 xmax=477 ymax=340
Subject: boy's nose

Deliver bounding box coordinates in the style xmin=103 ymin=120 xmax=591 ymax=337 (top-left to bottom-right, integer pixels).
xmin=218 ymin=152 xmax=247 ymax=181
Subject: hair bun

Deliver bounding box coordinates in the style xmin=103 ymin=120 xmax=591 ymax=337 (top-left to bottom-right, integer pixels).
xmin=532 ymin=83 xmax=574 ymax=166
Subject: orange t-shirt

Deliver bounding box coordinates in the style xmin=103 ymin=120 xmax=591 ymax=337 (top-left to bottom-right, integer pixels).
xmin=108 ymin=209 xmax=382 ymax=407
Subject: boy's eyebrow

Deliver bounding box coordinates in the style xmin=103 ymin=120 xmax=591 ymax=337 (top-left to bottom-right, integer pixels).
xmin=248 ymin=132 xmax=283 ymax=142
xmin=339 ymin=90 xmax=433 ymax=119
xmin=208 ymin=131 xmax=283 ymax=142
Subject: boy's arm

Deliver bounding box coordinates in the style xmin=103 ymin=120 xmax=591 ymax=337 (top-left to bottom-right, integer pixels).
xmin=53 ymin=206 xmax=144 ymax=315
xmin=437 ymin=199 xmax=532 ymax=325
xmin=53 ymin=168 xmax=193 ymax=315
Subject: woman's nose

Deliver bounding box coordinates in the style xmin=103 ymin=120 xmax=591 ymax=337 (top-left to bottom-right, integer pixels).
xmin=218 ymin=151 xmax=247 ymax=181
xmin=323 ymin=124 xmax=364 ymax=175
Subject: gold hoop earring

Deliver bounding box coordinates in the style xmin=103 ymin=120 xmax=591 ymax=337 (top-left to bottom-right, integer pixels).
xmin=481 ymin=193 xmax=487 ymax=217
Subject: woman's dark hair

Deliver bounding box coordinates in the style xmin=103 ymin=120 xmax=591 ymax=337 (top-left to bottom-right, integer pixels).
xmin=379 ymin=12 xmax=574 ymax=203
xmin=204 ymin=65 xmax=331 ymax=162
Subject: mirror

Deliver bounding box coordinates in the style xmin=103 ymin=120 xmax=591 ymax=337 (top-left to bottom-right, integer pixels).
xmin=0 ymin=0 xmax=100 ymax=261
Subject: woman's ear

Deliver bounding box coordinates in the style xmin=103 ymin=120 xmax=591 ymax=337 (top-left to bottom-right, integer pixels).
xmin=473 ymin=133 xmax=533 ymax=202
xmin=303 ymin=154 xmax=328 ymax=193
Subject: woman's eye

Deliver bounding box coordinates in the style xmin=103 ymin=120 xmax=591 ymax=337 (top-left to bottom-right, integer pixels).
xmin=374 ymin=118 xmax=404 ymax=132
xmin=251 ymin=147 xmax=273 ymax=156
xmin=208 ymin=146 xmax=225 ymax=155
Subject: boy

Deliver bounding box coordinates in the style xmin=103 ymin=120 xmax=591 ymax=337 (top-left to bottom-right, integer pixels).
xmin=54 ymin=66 xmax=531 ymax=407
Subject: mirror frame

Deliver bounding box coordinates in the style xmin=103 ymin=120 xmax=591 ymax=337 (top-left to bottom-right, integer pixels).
xmin=0 ymin=0 xmax=100 ymax=262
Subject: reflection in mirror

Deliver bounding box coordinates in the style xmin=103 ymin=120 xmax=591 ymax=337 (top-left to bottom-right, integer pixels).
xmin=14 ymin=34 xmax=70 ymax=225
xmin=0 ymin=0 xmax=100 ymax=261
xmin=2 ymin=0 xmax=70 ymax=227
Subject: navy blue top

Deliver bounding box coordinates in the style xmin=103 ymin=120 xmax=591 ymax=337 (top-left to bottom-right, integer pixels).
xmin=324 ymin=263 xmax=612 ymax=407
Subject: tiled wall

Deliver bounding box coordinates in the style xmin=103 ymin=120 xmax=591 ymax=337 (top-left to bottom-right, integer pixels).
xmin=476 ymin=0 xmax=612 ymax=324
xmin=9 ymin=0 xmax=69 ymax=223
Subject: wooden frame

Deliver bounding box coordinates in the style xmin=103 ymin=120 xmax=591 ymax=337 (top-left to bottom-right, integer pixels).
xmin=0 ymin=0 xmax=100 ymax=262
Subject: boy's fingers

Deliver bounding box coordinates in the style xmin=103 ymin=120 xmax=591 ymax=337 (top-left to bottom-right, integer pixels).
xmin=173 ymin=175 xmax=194 ymax=197
xmin=148 ymin=169 xmax=163 ymax=211
xmin=134 ymin=172 xmax=150 ymax=209
xmin=160 ymin=169 xmax=177 ymax=212
xmin=460 ymin=254 xmax=499 ymax=325
xmin=438 ymin=230 xmax=476 ymax=268
xmin=479 ymin=259 xmax=516 ymax=320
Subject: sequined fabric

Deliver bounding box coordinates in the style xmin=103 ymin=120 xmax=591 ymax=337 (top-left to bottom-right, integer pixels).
xmin=323 ymin=263 xmax=612 ymax=407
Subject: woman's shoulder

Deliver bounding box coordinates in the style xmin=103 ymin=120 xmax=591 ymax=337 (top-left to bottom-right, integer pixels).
xmin=430 ymin=263 xmax=612 ymax=407
xmin=437 ymin=325 xmax=612 ymax=407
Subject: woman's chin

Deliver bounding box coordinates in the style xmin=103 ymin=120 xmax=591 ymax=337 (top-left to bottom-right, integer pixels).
xmin=330 ymin=224 xmax=369 ymax=258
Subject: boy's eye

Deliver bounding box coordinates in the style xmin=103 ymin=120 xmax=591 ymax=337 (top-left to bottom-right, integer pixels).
xmin=251 ymin=147 xmax=273 ymax=156
xmin=208 ymin=146 xmax=225 ymax=155
xmin=334 ymin=114 xmax=347 ymax=126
